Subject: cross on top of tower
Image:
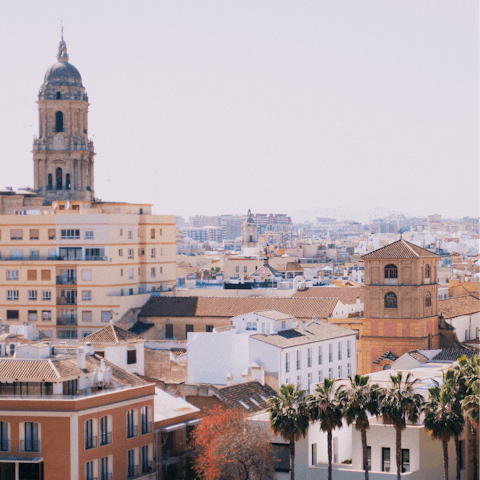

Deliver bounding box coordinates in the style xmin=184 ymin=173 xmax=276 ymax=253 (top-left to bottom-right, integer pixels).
xmin=57 ymin=24 xmax=69 ymax=63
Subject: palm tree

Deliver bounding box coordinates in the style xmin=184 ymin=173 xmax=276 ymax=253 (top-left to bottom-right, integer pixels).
xmin=341 ymin=374 xmax=380 ymax=480
xmin=424 ymin=373 xmax=465 ymax=480
xmin=307 ymin=378 xmax=344 ymax=480
xmin=378 ymin=372 xmax=424 ymax=480
xmin=268 ymin=384 xmax=310 ymax=480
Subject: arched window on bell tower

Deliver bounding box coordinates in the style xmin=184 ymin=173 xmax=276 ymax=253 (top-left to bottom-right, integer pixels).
xmin=425 ymin=292 xmax=432 ymax=307
xmin=384 ymin=264 xmax=398 ymax=279
xmin=56 ymin=167 xmax=63 ymax=190
xmin=66 ymin=173 xmax=71 ymax=190
xmin=425 ymin=264 xmax=430 ymax=279
xmin=384 ymin=292 xmax=397 ymax=309
xmin=55 ymin=111 xmax=64 ymax=133
xmin=47 ymin=174 xmax=53 ymax=190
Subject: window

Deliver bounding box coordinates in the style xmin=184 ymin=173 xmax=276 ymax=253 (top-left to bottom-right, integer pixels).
xmin=99 ymin=416 xmax=111 ymax=446
xmin=206 ymin=324 xmax=214 ymax=332
xmin=6 ymin=310 xmax=19 ymax=320
xmin=11 ymin=250 xmax=23 ymax=260
xmin=384 ymin=264 xmax=398 ymax=279
xmin=382 ymin=447 xmax=391 ymax=472
xmin=235 ymin=266 xmax=240 ymax=274
xmin=61 ymin=229 xmax=80 ymax=239
xmin=0 ymin=422 xmax=9 ymax=452
xmin=347 ymin=340 xmax=351 ymax=358
xmin=85 ymin=419 xmax=96 ymax=450
xmin=128 ymin=249 xmax=134 ymax=259
xmin=150 ymin=267 xmax=156 ymax=278
xmin=29 ymin=229 xmax=39 ymax=240
xmin=100 ymin=456 xmax=110 ymax=480
xmin=127 ymin=350 xmax=137 ymax=365
xmin=120 ymin=228 xmax=123 ymax=236
xmin=150 ymin=228 xmax=155 ymax=239
xmin=30 ymin=249 xmax=39 ymax=259
xmin=7 ymin=290 xmax=18 ymax=300
xmin=296 ymin=375 xmax=301 ymax=386
xmin=82 ymin=311 xmax=92 ymax=322
xmin=42 ymin=310 xmax=51 ymax=321
xmin=42 ymin=291 xmax=51 ymax=301
xmin=338 ymin=365 xmax=342 ymax=378
xmin=296 ymin=350 xmax=301 ymax=370
xmin=10 ymin=229 xmax=22 ymax=240
xmin=119 ymin=248 xmax=123 ymax=256
xmin=127 ymin=449 xmax=136 ymax=478
xmin=141 ymin=406 xmax=151 ymax=434
xmin=271 ymin=443 xmax=290 ymax=472
xmin=48 ymin=229 xmax=56 ymax=240
xmin=318 ymin=346 xmax=323 ymax=365
xmin=160 ymin=267 xmax=163 ymax=274
xmin=244 ymin=266 xmax=248 ymax=273
xmin=285 ymin=352 xmax=290 ymax=373
xmin=328 ymin=368 xmax=333 ymax=380
xmin=27 ymin=269 xmax=37 ymax=281
xmin=159 ymin=228 xmax=163 ymax=236
xmin=307 ymin=348 xmax=312 ymax=367
xmin=24 ymin=422 xmax=39 ymax=452
xmin=338 ymin=342 xmax=342 ymax=361
xmin=311 ymin=443 xmax=317 ymax=466
xmin=41 ymin=269 xmax=51 ymax=281
xmin=150 ymin=248 xmax=155 ymax=258
xmin=425 ymin=264 xmax=430 ymax=278
xmin=102 ymin=311 xmax=112 ymax=322
xmin=28 ymin=290 xmax=37 ymax=301
xmin=318 ymin=370 xmax=323 ymax=383
xmin=366 ymin=446 xmax=371 ymax=471
xmin=307 ymin=372 xmax=312 ymax=391
xmin=86 ymin=461 xmax=95 ymax=480
xmin=347 ymin=363 xmax=351 ymax=376
xmin=281 ymin=320 xmax=286 ymax=330
xmin=425 ymin=292 xmax=432 ymax=307
xmin=401 ymin=449 xmax=410 ymax=473
xmin=165 ymin=324 xmax=173 ymax=339
xmin=85 ymin=248 xmax=105 ymax=260
xmin=159 ymin=247 xmax=163 ymax=256
xmin=128 ymin=230 xmax=133 ymax=239
xmin=55 ymin=111 xmax=64 ymax=132
xmin=85 ymin=229 xmax=94 ymax=239
xmin=127 ymin=410 xmax=137 ymax=438
xmin=82 ymin=270 xmax=92 ymax=281
xmin=28 ymin=310 xmax=38 ymax=322
xmin=83 ymin=291 xmax=92 ymax=301
xmin=7 ymin=270 xmax=18 ymax=281
xmin=384 ymin=292 xmax=397 ymax=308
xmin=329 ymin=344 xmax=333 ymax=362
xmin=186 ymin=324 xmax=194 ymax=337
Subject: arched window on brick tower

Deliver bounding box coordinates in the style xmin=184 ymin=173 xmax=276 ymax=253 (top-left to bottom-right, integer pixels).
xmin=425 ymin=292 xmax=432 ymax=307
xmin=47 ymin=174 xmax=52 ymax=190
xmin=384 ymin=292 xmax=397 ymax=309
xmin=55 ymin=111 xmax=64 ymax=133
xmin=425 ymin=264 xmax=430 ymax=279
xmin=384 ymin=264 xmax=398 ymax=279
xmin=56 ymin=167 xmax=63 ymax=190
xmin=66 ymin=173 xmax=71 ymax=190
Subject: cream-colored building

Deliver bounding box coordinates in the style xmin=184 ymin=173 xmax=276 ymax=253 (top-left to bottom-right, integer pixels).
xmin=0 ymin=36 xmax=176 ymax=339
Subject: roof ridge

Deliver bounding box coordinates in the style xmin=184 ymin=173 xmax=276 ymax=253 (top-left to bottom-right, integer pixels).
xmin=112 ymin=324 xmax=119 ymax=344
xmin=48 ymin=358 xmax=62 ymax=379
xmin=402 ymin=239 xmax=419 ymax=257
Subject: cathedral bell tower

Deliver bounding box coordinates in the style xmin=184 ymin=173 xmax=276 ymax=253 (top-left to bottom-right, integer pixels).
xmin=33 ymin=34 xmax=95 ymax=203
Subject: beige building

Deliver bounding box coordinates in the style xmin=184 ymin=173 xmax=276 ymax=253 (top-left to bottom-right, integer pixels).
xmin=0 ymin=36 xmax=176 ymax=339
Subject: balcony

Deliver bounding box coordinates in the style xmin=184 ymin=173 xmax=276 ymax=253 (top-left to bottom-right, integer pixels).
xmin=127 ymin=466 xmax=138 ymax=479
xmin=99 ymin=432 xmax=112 ymax=446
xmin=0 ymin=255 xmax=107 ymax=262
xmin=127 ymin=425 xmax=138 ymax=439
xmin=56 ymin=297 xmax=77 ymax=306
xmin=85 ymin=435 xmax=97 ymax=450
xmin=57 ymin=316 xmax=77 ymax=326
xmin=20 ymin=439 xmax=41 ymax=452
xmin=141 ymin=422 xmax=152 ymax=435
xmin=100 ymin=474 xmax=112 ymax=480
xmin=56 ymin=276 xmax=77 ymax=285
xmin=0 ymin=440 xmax=9 ymax=452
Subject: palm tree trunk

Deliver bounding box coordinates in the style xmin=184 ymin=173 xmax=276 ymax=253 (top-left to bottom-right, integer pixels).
xmin=361 ymin=427 xmax=369 ymax=480
xmin=289 ymin=438 xmax=295 ymax=480
xmin=396 ymin=428 xmax=402 ymax=480
xmin=454 ymin=435 xmax=460 ymax=480
xmin=471 ymin=424 xmax=478 ymax=480
xmin=328 ymin=429 xmax=333 ymax=480
xmin=442 ymin=439 xmax=449 ymax=480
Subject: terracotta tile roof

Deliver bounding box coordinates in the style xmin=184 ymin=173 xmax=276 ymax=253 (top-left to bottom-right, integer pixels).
xmin=253 ymin=265 xmax=279 ymax=277
xmin=373 ymin=351 xmax=399 ymax=364
xmin=0 ymin=359 xmax=60 ymax=380
xmin=213 ymin=381 xmax=277 ymax=413
xmin=250 ymin=320 xmax=355 ymax=349
xmin=293 ymin=287 xmax=364 ymax=304
xmin=251 ymin=310 xmax=294 ymax=322
xmin=275 ymin=262 xmax=304 ymax=272
xmin=408 ymin=351 xmax=428 ymax=362
xmin=439 ymin=295 xmax=479 ymax=319
xmin=78 ymin=324 xmax=143 ymax=346
xmin=362 ymin=239 xmax=439 ymax=260
xmin=430 ymin=349 xmax=478 ymax=362
xmin=139 ymin=297 xmax=339 ymax=320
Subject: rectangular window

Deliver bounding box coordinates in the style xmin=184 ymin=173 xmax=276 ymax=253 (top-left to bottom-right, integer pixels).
xmin=82 ymin=270 xmax=92 ymax=281
xmin=119 ymin=248 xmax=123 ymax=256
xmin=41 ymin=270 xmax=51 ymax=281
xmin=307 ymin=372 xmax=312 ymax=391
xmin=128 ymin=230 xmax=133 ymax=239
xmin=206 ymin=324 xmax=214 ymax=332
xmin=86 ymin=461 xmax=94 ymax=480
xmin=160 ymin=266 xmax=163 ymax=274
xmin=42 ymin=291 xmax=51 ymax=301
xmin=11 ymin=249 xmax=23 ymax=260
xmin=141 ymin=445 xmax=150 ymax=473
xmin=311 ymin=443 xmax=317 ymax=466
xmin=338 ymin=342 xmax=342 ymax=361
xmin=159 ymin=228 xmax=163 ymax=236
xmin=347 ymin=339 xmax=351 ymax=358
xmin=7 ymin=270 xmax=18 ymax=281
xmin=285 ymin=352 xmax=290 ymax=373
xmin=6 ymin=310 xmax=19 ymax=320
xmin=29 ymin=229 xmax=39 ymax=240
xmin=401 ymin=449 xmax=410 ymax=473
xmin=42 ymin=310 xmax=51 ymax=321
xmin=296 ymin=375 xmax=301 ymax=386
xmin=382 ymin=448 xmax=391 ymax=472
xmin=48 ymin=229 xmax=56 ymax=240
xmin=126 ymin=410 xmax=137 ymax=438
xmin=28 ymin=310 xmax=38 ymax=321
xmin=61 ymin=229 xmax=80 ymax=239
xmin=82 ymin=311 xmax=92 ymax=322
xmin=338 ymin=365 xmax=342 ymax=378
xmin=100 ymin=416 xmax=111 ymax=446
xmin=307 ymin=348 xmax=312 ymax=367
xmin=141 ymin=406 xmax=151 ymax=435
xmin=150 ymin=228 xmax=155 ymax=239
xmin=7 ymin=291 xmax=18 ymax=300
xmin=11 ymin=229 xmax=22 ymax=240
xmin=101 ymin=456 xmax=110 ymax=480
xmin=120 ymin=269 xmax=124 ymax=277
xmin=328 ymin=368 xmax=333 ymax=380
xmin=28 ymin=290 xmax=37 ymax=301
xmin=120 ymin=228 xmax=123 ymax=236
xmin=128 ymin=268 xmax=134 ymax=279
xmin=30 ymin=250 xmax=39 ymax=259
xmin=318 ymin=346 xmax=323 ymax=365
xmin=235 ymin=266 xmax=239 ymax=273
xmin=347 ymin=363 xmax=351 ymax=376
xmin=150 ymin=268 xmax=156 ymax=278
xmin=127 ymin=350 xmax=137 ymax=365
xmin=27 ymin=269 xmax=37 ymax=281
xmin=165 ymin=324 xmax=173 ymax=339
xmin=243 ymin=266 xmax=248 ymax=273
xmin=318 ymin=370 xmax=323 ymax=383
xmin=127 ymin=449 xmax=136 ymax=478
xmin=83 ymin=291 xmax=92 ymax=301
xmin=185 ymin=324 xmax=194 ymax=337
xmin=296 ymin=350 xmax=301 ymax=370
xmin=85 ymin=419 xmax=96 ymax=450
xmin=329 ymin=344 xmax=333 ymax=362
xmin=85 ymin=229 xmax=94 ymax=239
xmin=159 ymin=247 xmax=163 ymax=256
xmin=128 ymin=249 xmax=134 ymax=259
xmin=24 ymin=422 xmax=39 ymax=452
xmin=271 ymin=443 xmax=290 ymax=472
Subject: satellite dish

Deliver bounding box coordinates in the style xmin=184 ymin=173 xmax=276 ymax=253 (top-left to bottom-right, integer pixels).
xmin=52 ymin=201 xmax=58 ymax=210
xmin=65 ymin=200 xmax=70 ymax=210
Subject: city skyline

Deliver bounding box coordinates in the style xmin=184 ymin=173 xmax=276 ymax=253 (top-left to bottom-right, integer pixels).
xmin=0 ymin=1 xmax=477 ymax=219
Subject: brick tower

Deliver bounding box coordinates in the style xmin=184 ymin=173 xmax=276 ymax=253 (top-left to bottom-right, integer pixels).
xmin=33 ymin=33 xmax=95 ymax=203
xmin=361 ymin=238 xmax=440 ymax=372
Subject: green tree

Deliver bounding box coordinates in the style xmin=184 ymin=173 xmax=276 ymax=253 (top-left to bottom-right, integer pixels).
xmin=379 ymin=372 xmax=424 ymax=480
xmin=308 ymin=378 xmax=344 ymax=480
xmin=424 ymin=372 xmax=465 ymax=480
xmin=268 ymin=384 xmax=310 ymax=480
xmin=341 ymin=374 xmax=380 ymax=480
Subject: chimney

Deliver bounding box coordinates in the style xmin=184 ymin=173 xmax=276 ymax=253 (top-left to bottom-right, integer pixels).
xmin=301 ymin=320 xmax=308 ymax=331
xmin=84 ymin=341 xmax=94 ymax=355
xmin=226 ymin=373 xmax=234 ymax=386
xmin=312 ymin=316 xmax=318 ymax=324
xmin=249 ymin=364 xmax=265 ymax=386
xmin=77 ymin=347 xmax=86 ymax=370
xmin=241 ymin=369 xmax=249 ymax=383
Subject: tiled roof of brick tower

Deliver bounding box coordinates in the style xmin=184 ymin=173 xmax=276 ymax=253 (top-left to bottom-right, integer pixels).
xmin=362 ymin=238 xmax=439 ymax=259
xmin=78 ymin=324 xmax=143 ymax=345
xmin=438 ymin=295 xmax=480 ymax=319
xmin=213 ymin=381 xmax=277 ymax=413
xmin=373 ymin=351 xmax=399 ymax=364
xmin=139 ymin=297 xmax=339 ymax=320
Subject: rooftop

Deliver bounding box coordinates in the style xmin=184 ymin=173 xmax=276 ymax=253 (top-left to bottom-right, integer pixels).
xmin=213 ymin=381 xmax=277 ymax=413
xmin=438 ymin=294 xmax=480 ymax=319
xmin=78 ymin=323 xmax=144 ymax=346
xmin=362 ymin=238 xmax=439 ymax=260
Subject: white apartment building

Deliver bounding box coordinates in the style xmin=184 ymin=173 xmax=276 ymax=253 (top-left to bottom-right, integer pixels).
xmin=188 ymin=310 xmax=357 ymax=391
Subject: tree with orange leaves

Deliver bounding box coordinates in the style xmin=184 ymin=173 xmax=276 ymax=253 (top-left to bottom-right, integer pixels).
xmin=189 ymin=405 xmax=275 ymax=480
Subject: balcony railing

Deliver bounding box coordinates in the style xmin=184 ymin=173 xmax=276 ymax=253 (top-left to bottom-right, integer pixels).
xmin=0 ymin=255 xmax=107 ymax=262
xmin=57 ymin=297 xmax=77 ymax=306
xmin=99 ymin=432 xmax=112 ymax=446
xmin=127 ymin=425 xmax=138 ymax=439
xmin=56 ymin=276 xmax=77 ymax=285
xmin=57 ymin=316 xmax=77 ymax=326
xmin=127 ymin=465 xmax=138 ymax=479
xmin=0 ymin=384 xmax=132 ymax=400
xmin=0 ymin=440 xmax=9 ymax=452
xmin=141 ymin=461 xmax=154 ymax=474
xmin=85 ymin=435 xmax=97 ymax=450
xmin=21 ymin=439 xmax=41 ymax=452
xmin=100 ymin=474 xmax=112 ymax=480
xmin=141 ymin=422 xmax=152 ymax=435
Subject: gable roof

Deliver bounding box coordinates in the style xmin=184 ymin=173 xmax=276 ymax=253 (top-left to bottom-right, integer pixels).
xmin=430 ymin=349 xmax=478 ymax=362
xmin=408 ymin=350 xmax=429 ymax=362
xmin=276 ymin=262 xmax=304 ymax=272
xmin=78 ymin=324 xmax=143 ymax=346
xmin=293 ymin=286 xmax=364 ymax=304
xmin=249 ymin=310 xmax=294 ymax=322
xmin=362 ymin=238 xmax=439 ymax=260
xmin=439 ymin=295 xmax=480 ymax=319
xmin=139 ymin=296 xmax=339 ymax=320
xmin=213 ymin=381 xmax=277 ymax=413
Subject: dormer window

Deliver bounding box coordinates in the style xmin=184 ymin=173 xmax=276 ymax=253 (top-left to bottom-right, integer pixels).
xmin=384 ymin=264 xmax=398 ymax=279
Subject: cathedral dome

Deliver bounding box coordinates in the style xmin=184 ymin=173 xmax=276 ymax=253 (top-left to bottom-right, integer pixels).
xmin=43 ymin=61 xmax=82 ymax=86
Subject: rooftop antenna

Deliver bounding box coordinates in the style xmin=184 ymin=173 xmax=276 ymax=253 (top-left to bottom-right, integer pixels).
xmin=61 ymin=20 xmax=64 ymax=41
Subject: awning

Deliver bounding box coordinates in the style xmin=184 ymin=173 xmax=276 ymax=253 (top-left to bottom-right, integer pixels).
xmin=185 ymin=418 xmax=201 ymax=426
xmin=159 ymin=422 xmax=186 ymax=433
xmin=0 ymin=457 xmax=43 ymax=463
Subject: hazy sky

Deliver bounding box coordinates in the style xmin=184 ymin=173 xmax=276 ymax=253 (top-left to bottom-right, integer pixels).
xmin=0 ymin=1 xmax=477 ymax=220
